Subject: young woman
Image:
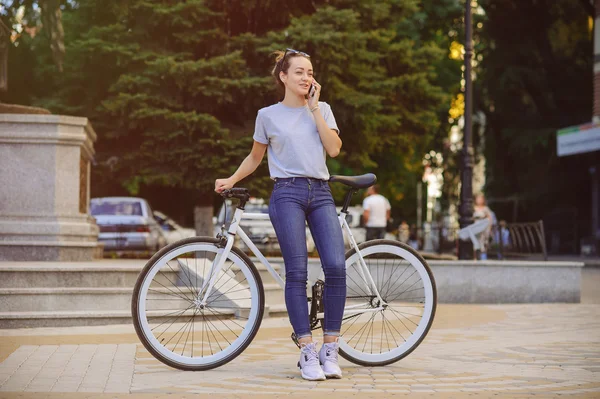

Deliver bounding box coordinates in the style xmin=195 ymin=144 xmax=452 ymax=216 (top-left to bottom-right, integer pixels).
xmin=214 ymin=49 xmax=346 ymax=381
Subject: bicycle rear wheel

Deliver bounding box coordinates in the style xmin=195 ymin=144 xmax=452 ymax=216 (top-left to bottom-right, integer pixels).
xmin=132 ymin=237 xmax=264 ymax=370
xmin=339 ymin=239 xmax=436 ymax=366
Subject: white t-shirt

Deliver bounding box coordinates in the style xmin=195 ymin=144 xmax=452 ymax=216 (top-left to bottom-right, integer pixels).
xmin=252 ymin=102 xmax=339 ymax=180
xmin=362 ymin=194 xmax=391 ymax=228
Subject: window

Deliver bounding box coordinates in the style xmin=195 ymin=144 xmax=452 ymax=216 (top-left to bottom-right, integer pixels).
xmin=91 ymin=200 xmax=144 ymax=216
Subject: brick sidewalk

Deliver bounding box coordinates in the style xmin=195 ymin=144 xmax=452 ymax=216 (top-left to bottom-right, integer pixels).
xmin=0 ymin=304 xmax=599 ymax=398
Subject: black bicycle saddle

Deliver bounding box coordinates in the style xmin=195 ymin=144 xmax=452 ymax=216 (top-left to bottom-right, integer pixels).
xmin=329 ymin=173 xmax=377 ymax=189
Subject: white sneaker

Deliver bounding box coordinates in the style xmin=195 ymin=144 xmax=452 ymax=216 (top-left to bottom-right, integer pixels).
xmin=298 ymin=342 xmax=326 ymax=381
xmin=319 ymin=341 xmax=343 ymax=379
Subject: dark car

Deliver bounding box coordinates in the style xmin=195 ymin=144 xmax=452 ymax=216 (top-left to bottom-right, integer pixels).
xmin=91 ymin=197 xmax=167 ymax=252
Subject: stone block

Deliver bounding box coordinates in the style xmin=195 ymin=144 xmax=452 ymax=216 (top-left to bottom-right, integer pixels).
xmin=0 ymin=114 xmax=99 ymax=261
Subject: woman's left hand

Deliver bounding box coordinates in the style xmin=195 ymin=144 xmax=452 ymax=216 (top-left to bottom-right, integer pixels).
xmin=307 ymin=79 xmax=321 ymax=109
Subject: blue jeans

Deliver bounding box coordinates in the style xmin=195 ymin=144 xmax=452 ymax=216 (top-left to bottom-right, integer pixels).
xmin=269 ymin=177 xmax=346 ymax=339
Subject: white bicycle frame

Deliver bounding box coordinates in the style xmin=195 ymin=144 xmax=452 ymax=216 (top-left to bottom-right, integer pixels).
xmin=198 ymin=207 xmax=387 ymax=319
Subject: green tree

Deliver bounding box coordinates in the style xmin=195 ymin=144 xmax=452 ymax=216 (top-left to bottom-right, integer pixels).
xmin=237 ymin=0 xmax=452 ymax=223
xmin=3 ymin=0 xmax=460 ymax=230
xmin=476 ymin=0 xmax=593 ymax=251
xmin=0 ymin=0 xmax=65 ymax=79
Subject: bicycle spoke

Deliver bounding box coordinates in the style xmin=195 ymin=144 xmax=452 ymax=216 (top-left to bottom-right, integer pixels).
xmin=207 ymin=261 xmax=236 ymax=297
xmin=207 ymin=305 xmax=248 ymax=326
xmin=149 ymin=281 xmax=193 ymax=303
xmin=205 ymin=307 xmax=236 ymax=346
xmin=382 ymin=311 xmax=399 ymax=349
xmin=174 ymin=309 xmax=197 ymax=355
xmin=203 ymin=310 xmax=222 ymax=354
xmin=348 ymin=260 xmax=373 ymax=296
xmin=357 ymin=312 xmax=378 ymax=350
xmin=346 ymin=311 xmax=377 ymax=346
xmin=383 ymin=268 xmax=418 ymax=301
xmin=392 ymin=286 xmax=426 ymax=296
xmin=195 ymin=252 xmax=202 ymax=298
xmin=208 ymin=297 xmax=252 ymax=303
xmin=198 ymin=254 xmax=220 ymax=299
xmin=147 ymin=308 xmax=198 ymax=317
xmin=387 ymin=279 xmax=423 ymax=303
xmin=201 ymin=308 xmax=205 ymax=357
xmin=383 ymin=310 xmax=408 ymax=342
xmin=365 ymin=313 xmax=374 ymax=354
xmin=163 ymin=261 xmax=196 ymax=302
xmin=382 ymin=261 xmax=410 ymax=299
xmin=163 ymin=311 xmax=197 ymax=348
xmin=379 ymin=310 xmax=384 ymax=354
xmin=205 ymin=280 xmax=246 ymax=304
xmin=181 ymin=308 xmax=197 ymax=357
xmin=390 ymin=296 xmax=425 ymax=302
xmin=152 ymin=304 xmax=195 ymax=336
xmin=191 ymin=309 xmax=195 ymax=358
xmin=175 ymin=258 xmax=200 ymax=298
xmin=388 ymin=308 xmax=418 ymax=340
xmin=389 ymin=307 xmax=421 ymax=325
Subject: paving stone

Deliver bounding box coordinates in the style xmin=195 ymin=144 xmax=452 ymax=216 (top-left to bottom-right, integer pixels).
xmin=0 ymin=304 xmax=599 ymax=397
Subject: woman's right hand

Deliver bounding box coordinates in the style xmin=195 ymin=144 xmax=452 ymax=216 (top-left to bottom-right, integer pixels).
xmin=215 ymin=178 xmax=235 ymax=193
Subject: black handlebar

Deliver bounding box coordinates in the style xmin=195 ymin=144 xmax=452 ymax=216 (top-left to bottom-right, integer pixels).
xmin=220 ymin=188 xmax=250 ymax=199
xmin=219 ymin=188 xmax=251 ymax=209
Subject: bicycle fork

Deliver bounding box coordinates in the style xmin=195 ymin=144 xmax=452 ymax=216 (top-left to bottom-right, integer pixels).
xmin=196 ymin=208 xmax=243 ymax=306
xmin=195 ymin=236 xmax=234 ymax=307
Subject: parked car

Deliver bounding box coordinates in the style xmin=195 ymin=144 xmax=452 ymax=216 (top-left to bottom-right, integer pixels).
xmin=215 ymin=198 xmax=315 ymax=253
xmin=153 ymin=210 xmax=196 ymax=245
xmin=91 ymin=197 xmax=167 ymax=252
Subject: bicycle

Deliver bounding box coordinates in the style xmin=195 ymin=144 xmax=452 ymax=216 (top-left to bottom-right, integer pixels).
xmin=131 ymin=174 xmax=437 ymax=371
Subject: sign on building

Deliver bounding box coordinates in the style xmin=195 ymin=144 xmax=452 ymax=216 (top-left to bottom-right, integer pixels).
xmin=557 ymin=122 xmax=600 ymax=157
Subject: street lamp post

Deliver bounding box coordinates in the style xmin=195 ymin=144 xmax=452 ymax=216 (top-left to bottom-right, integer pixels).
xmin=458 ymin=0 xmax=475 ymax=259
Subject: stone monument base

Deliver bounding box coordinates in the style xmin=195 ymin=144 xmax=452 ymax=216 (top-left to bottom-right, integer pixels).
xmin=0 ymin=214 xmax=99 ymax=261
xmin=0 ymin=114 xmax=99 ymax=261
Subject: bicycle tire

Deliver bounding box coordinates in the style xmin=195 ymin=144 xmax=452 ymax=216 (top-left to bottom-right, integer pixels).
xmin=132 ymin=236 xmax=265 ymax=371
xmin=338 ymin=239 xmax=437 ymax=366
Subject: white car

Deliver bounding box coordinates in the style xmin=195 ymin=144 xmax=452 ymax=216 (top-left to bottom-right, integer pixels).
xmin=153 ymin=211 xmax=196 ymax=245
xmin=91 ymin=197 xmax=167 ymax=252
xmin=215 ymin=198 xmax=315 ymax=253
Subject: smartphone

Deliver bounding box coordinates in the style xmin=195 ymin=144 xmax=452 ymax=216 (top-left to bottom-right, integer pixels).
xmin=308 ymin=83 xmax=315 ymax=98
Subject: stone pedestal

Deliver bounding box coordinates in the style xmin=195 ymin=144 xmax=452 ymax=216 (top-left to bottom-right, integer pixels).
xmin=0 ymin=114 xmax=99 ymax=261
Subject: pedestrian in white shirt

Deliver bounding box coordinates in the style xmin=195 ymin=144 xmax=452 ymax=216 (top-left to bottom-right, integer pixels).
xmin=362 ymin=185 xmax=391 ymax=241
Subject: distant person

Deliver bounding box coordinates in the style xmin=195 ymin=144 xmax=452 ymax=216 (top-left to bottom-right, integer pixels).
xmin=408 ymin=223 xmax=419 ymax=250
xmin=493 ymin=220 xmax=511 ymax=259
xmin=398 ymin=220 xmax=410 ymax=243
xmin=362 ymin=185 xmax=391 ymax=241
xmin=473 ymin=193 xmax=494 ymax=260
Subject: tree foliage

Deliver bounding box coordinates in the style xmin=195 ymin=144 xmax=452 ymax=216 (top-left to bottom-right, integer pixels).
xmin=2 ymin=0 xmax=457 ymax=225
xmin=476 ymin=0 xmax=593 ymax=240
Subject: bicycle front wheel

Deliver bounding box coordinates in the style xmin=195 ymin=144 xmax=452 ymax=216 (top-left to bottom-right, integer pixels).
xmin=339 ymin=240 xmax=436 ymax=366
xmin=132 ymin=237 xmax=264 ymax=371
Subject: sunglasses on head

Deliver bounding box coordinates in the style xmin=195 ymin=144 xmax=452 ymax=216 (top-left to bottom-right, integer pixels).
xmin=280 ymin=48 xmax=310 ymax=65
xmin=284 ymin=48 xmax=310 ymax=58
